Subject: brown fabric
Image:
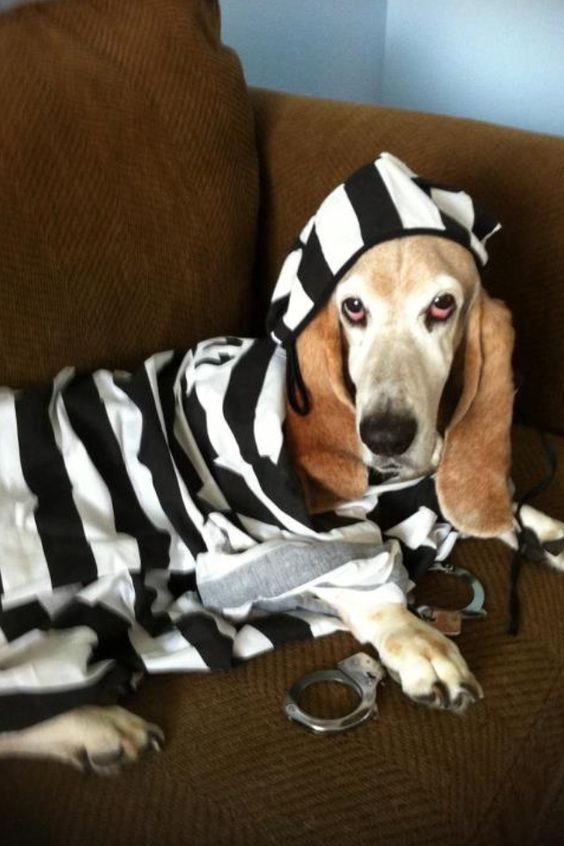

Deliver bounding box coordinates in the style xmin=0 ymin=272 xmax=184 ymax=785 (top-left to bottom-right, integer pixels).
xmin=250 ymin=88 xmax=564 ymax=430
xmin=0 ymin=0 xmax=258 ymax=386
xmin=1 ymin=426 xmax=563 ymax=845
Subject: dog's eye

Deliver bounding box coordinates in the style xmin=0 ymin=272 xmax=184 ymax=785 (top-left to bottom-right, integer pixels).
xmin=427 ymin=293 xmax=456 ymax=324
xmin=342 ymin=297 xmax=367 ymax=325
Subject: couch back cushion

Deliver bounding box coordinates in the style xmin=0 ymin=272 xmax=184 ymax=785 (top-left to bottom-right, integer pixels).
xmin=0 ymin=0 xmax=258 ymax=384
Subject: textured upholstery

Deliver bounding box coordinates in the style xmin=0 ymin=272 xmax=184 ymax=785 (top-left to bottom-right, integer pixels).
xmin=0 ymin=0 xmax=258 ymax=385
xmin=1 ymin=3 xmax=564 ymax=845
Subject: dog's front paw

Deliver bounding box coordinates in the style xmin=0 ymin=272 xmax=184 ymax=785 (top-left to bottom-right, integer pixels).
xmin=67 ymin=706 xmax=164 ymax=775
xmin=375 ymin=609 xmax=483 ymax=712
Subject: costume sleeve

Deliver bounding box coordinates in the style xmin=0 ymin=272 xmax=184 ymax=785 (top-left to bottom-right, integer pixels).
xmin=196 ymin=529 xmax=412 ymax=620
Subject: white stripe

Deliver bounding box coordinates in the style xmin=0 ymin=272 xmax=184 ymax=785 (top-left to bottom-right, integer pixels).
xmin=383 ymin=506 xmax=439 ymax=550
xmin=233 ymin=623 xmax=273 ymax=660
xmin=285 ymin=608 xmax=346 ymax=637
xmin=269 ymin=246 xmax=302 ymax=304
xmin=93 ymin=371 xmax=195 ymax=573
xmin=376 ymin=157 xmax=445 ymax=232
xmin=315 ymin=184 xmax=364 ymax=274
xmin=0 ymin=388 xmax=52 ymax=602
xmin=177 ymin=351 xmax=231 ymax=511
xmin=253 ymin=346 xmax=286 ymax=462
xmin=192 ymin=344 xmax=316 ymax=536
xmin=143 ymin=352 xmax=208 ymax=539
xmin=0 ymin=626 xmax=112 ymax=692
xmin=128 ymin=625 xmax=209 ymax=673
xmin=431 ymin=188 xmax=475 ymax=232
xmin=48 ymin=369 xmax=142 ymax=579
xmin=282 ymin=277 xmax=315 ymax=333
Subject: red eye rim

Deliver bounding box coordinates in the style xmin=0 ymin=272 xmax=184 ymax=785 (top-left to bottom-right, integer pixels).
xmin=427 ymin=293 xmax=456 ymax=323
xmin=342 ymin=297 xmax=367 ymax=325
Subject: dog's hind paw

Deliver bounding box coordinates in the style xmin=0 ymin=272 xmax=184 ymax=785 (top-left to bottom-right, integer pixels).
xmin=69 ymin=706 xmax=164 ymax=775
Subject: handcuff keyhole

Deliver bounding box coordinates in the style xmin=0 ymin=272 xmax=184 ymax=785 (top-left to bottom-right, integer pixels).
xmin=297 ymin=680 xmax=360 ymax=720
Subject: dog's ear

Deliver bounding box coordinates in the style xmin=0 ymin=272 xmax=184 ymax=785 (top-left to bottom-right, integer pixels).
xmin=436 ymin=289 xmax=515 ymax=537
xmin=285 ymin=297 xmax=367 ymax=512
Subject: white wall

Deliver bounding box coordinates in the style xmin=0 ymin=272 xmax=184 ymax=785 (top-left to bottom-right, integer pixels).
xmin=382 ymin=0 xmax=564 ymax=136
xmin=220 ymin=0 xmax=387 ymax=104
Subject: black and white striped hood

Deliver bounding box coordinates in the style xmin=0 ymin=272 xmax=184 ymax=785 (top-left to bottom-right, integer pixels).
xmin=267 ymin=152 xmax=500 ymax=348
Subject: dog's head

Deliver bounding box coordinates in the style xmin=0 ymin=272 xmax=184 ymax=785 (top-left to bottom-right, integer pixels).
xmin=289 ymin=234 xmax=515 ymax=537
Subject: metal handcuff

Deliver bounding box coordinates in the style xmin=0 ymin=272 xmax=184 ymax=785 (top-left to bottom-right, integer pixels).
xmin=283 ymin=561 xmax=486 ymax=734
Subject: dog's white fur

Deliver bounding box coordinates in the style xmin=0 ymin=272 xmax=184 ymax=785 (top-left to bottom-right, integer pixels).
xmin=1 ymin=237 xmax=563 ymax=772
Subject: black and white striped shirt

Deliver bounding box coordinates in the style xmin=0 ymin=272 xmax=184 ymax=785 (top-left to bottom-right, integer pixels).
xmin=0 ymin=152 xmax=497 ymax=730
xmin=0 ymin=338 xmax=457 ymax=731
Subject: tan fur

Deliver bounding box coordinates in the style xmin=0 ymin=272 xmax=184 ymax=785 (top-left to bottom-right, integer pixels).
xmin=436 ymin=291 xmax=515 ymax=536
xmin=285 ymin=236 xmax=515 ymax=536
xmin=285 ymin=303 xmax=367 ymax=513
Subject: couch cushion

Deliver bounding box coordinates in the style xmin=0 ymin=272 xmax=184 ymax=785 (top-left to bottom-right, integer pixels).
xmin=1 ymin=426 xmax=563 ymax=844
xmin=0 ymin=0 xmax=258 ymax=385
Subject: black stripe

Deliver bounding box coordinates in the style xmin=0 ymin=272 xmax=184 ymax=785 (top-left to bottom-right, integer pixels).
xmin=62 ymin=374 xmax=170 ymax=570
xmin=472 ymin=204 xmax=499 ymax=242
xmin=438 ymin=211 xmax=472 ymax=254
xmin=248 ymin=613 xmax=313 ymax=648
xmin=114 ymin=365 xmax=204 ymax=559
xmin=296 ymin=227 xmax=334 ymax=309
xmin=53 ymin=599 xmax=143 ymax=670
xmin=201 ymin=337 xmax=244 ymax=350
xmin=176 ymin=612 xmax=234 ymax=670
xmin=370 ymin=476 xmax=442 ymax=532
xmin=0 ymin=599 xmax=51 ymax=642
xmin=222 ymin=338 xmax=313 ymax=529
xmin=15 ymin=385 xmax=98 ymax=589
xmin=0 ymin=662 xmax=134 ymax=733
xmin=167 ymin=570 xmax=198 ymax=599
xmin=181 ymin=375 xmax=275 ymax=528
xmin=156 ymin=352 xmax=205 ymax=499
xmin=394 ymin=539 xmax=437 ymax=583
xmin=130 ymin=573 xmax=176 ymax=638
xmin=345 ymin=161 xmax=403 ymax=244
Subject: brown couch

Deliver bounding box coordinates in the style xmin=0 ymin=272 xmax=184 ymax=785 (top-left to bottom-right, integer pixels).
xmin=1 ymin=2 xmax=563 ymax=844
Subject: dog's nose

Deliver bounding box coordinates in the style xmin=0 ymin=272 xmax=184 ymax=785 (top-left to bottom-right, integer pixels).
xmin=359 ymin=412 xmax=418 ymax=456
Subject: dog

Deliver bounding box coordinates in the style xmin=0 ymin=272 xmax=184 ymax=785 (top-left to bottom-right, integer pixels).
xmin=1 ymin=156 xmax=563 ymax=774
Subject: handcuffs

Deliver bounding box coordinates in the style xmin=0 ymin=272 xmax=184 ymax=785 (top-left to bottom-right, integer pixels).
xmin=283 ymin=561 xmax=486 ymax=734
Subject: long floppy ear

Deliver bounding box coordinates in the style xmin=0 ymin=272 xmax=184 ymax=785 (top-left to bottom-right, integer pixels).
xmin=285 ymin=297 xmax=368 ymax=512
xmin=436 ymin=290 xmax=515 ymax=537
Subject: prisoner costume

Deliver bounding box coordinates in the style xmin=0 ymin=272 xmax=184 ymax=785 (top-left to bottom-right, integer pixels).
xmin=0 ymin=153 xmax=500 ymax=731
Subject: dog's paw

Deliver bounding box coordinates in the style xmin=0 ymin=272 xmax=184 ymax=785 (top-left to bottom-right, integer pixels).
xmin=376 ymin=612 xmax=483 ymax=713
xmin=67 ymin=706 xmax=164 ymax=775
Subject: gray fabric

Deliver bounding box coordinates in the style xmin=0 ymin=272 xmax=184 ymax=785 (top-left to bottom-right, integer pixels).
xmin=197 ymin=538 xmax=403 ymax=610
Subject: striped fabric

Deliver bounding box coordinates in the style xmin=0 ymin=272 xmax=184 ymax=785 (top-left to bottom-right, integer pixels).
xmin=0 ymin=152 xmax=496 ymax=731
xmin=0 ymin=339 xmax=457 ymax=731
xmin=267 ymin=152 xmax=500 ymax=346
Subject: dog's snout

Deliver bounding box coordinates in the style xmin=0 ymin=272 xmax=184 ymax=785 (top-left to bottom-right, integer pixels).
xmin=359 ymin=412 xmax=418 ymax=457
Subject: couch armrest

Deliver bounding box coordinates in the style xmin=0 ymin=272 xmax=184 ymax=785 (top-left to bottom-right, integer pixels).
xmin=250 ymin=87 xmax=564 ymax=428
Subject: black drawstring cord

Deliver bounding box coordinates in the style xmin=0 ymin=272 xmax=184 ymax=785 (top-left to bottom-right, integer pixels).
xmin=286 ymin=341 xmax=311 ymax=416
xmin=507 ymin=426 xmax=561 ymax=635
